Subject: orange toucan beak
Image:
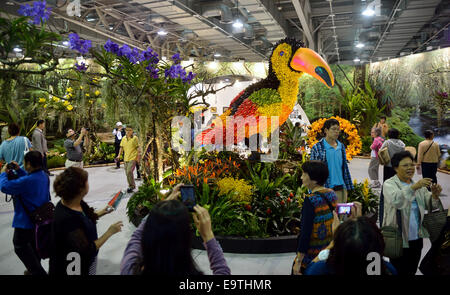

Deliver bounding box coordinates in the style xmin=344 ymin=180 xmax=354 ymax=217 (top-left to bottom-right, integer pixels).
xmin=290 ymin=47 xmax=334 ymax=88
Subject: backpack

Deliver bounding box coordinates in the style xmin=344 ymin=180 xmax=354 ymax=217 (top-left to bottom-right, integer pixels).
xmin=15 ymin=176 xmax=54 ymax=259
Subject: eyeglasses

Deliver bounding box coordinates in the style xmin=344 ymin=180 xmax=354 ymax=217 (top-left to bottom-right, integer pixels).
xmin=399 ymin=164 xmax=415 ymax=168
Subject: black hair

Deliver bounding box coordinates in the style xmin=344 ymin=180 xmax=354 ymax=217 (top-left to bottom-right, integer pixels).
xmin=387 ymin=128 xmax=400 ymax=139
xmin=424 ymin=130 xmax=433 ymax=139
xmin=326 ymin=217 xmax=388 ymax=275
xmin=140 ymin=200 xmax=202 ymax=275
xmin=301 ymin=160 xmax=329 ymax=186
xmin=36 ymin=119 xmax=45 ymax=126
xmin=380 ymin=115 xmax=386 ymax=119
xmin=54 ymin=167 xmax=98 ymax=223
xmin=24 ymin=151 xmax=43 ymax=169
xmin=8 ymin=123 xmax=20 ymax=136
xmin=390 ymin=151 xmax=414 ymax=168
xmin=322 ymin=118 xmax=340 ymax=133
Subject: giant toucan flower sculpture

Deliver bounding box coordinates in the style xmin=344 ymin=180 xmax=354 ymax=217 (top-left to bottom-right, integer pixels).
xmin=196 ymin=38 xmax=334 ymax=147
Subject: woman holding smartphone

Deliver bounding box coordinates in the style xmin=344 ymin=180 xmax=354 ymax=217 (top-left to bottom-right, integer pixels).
xmin=120 ymin=184 xmax=230 ymax=275
xmin=382 ymin=151 xmax=442 ymax=275
xmin=292 ymin=161 xmax=338 ymax=275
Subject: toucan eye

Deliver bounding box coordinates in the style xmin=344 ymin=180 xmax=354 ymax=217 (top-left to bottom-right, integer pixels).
xmin=279 ymin=51 xmax=284 ymax=56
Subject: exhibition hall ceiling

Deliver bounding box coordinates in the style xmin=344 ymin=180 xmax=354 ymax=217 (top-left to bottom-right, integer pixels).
xmin=3 ymin=0 xmax=450 ymax=64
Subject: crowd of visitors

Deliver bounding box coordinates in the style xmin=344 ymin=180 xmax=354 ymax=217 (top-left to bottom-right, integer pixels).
xmin=0 ymin=117 xmax=448 ymax=276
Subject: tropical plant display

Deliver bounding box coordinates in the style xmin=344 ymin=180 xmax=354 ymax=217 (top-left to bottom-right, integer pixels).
xmin=307 ymin=116 xmax=362 ymax=161
xmin=347 ymin=179 xmax=378 ymax=217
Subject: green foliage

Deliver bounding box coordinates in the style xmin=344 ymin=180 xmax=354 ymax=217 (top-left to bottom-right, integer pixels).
xmin=361 ymin=136 xmax=372 ymax=155
xmin=279 ymin=120 xmax=306 ymax=160
xmin=387 ymin=108 xmax=424 ymax=148
xmin=126 ymin=178 xmax=165 ymax=223
xmin=347 ymin=179 xmax=378 ymax=216
xmin=85 ymin=142 xmax=116 ymax=163
xmin=245 ymin=162 xmax=289 ymax=199
xmin=197 ymin=184 xmax=261 ymax=237
xmin=47 ymin=155 xmax=65 ymax=169
xmin=339 ymin=82 xmax=385 ymax=136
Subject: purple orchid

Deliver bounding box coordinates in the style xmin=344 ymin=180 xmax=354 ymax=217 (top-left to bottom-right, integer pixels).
xmin=118 ymin=44 xmax=131 ymax=57
xmin=182 ymin=72 xmax=196 ymax=84
xmin=104 ymin=39 xmax=120 ymax=55
xmin=68 ymin=33 xmax=91 ymax=55
xmin=74 ymin=62 xmax=87 ymax=72
xmin=18 ymin=1 xmax=52 ymax=25
xmin=141 ymin=47 xmax=159 ymax=64
xmin=172 ymin=53 xmax=181 ymax=64
xmin=127 ymin=47 xmax=141 ymax=64
xmin=145 ymin=64 xmax=160 ymax=79
xmin=165 ymin=64 xmax=186 ymax=79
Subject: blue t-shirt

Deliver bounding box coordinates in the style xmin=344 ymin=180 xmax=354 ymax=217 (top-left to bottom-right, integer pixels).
xmin=0 ymin=136 xmax=32 ymax=169
xmin=323 ymin=140 xmax=345 ymax=188
xmin=399 ymin=181 xmax=420 ymax=241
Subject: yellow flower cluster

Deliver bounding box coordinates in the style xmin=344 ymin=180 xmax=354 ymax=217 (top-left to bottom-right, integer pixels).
xmin=362 ymin=178 xmax=370 ymax=201
xmin=307 ymin=116 xmax=362 ymax=161
xmin=216 ymin=177 xmax=254 ymax=203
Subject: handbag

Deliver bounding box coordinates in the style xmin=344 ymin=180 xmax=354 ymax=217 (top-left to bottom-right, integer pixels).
xmin=423 ymin=197 xmax=448 ymax=243
xmin=381 ymin=210 xmax=403 ymax=259
xmin=378 ymin=143 xmax=390 ymax=166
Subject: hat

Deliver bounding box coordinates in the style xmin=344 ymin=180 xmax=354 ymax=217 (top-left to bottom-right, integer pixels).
xmin=116 ymin=122 xmax=123 ymax=127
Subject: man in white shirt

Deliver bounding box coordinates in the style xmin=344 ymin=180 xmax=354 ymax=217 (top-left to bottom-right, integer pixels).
xmin=112 ymin=122 xmax=125 ymax=169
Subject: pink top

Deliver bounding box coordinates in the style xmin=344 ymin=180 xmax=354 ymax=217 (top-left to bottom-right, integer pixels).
xmin=370 ymin=136 xmax=384 ymax=158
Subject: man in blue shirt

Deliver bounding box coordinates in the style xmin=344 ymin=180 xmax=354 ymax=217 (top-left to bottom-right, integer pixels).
xmin=0 ymin=123 xmax=32 ymax=169
xmin=0 ymin=151 xmax=50 ymax=275
xmin=310 ymin=118 xmax=354 ymax=203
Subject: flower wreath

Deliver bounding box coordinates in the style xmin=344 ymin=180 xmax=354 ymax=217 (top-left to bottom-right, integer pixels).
xmin=307 ymin=116 xmax=362 ymax=161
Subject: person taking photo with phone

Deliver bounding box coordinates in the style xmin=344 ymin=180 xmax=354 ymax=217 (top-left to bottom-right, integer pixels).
xmin=382 ymin=151 xmax=442 ymax=275
xmin=120 ymin=183 xmax=231 ymax=275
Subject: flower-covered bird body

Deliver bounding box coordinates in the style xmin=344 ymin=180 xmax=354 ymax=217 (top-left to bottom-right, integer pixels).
xmin=196 ymin=38 xmax=334 ymax=146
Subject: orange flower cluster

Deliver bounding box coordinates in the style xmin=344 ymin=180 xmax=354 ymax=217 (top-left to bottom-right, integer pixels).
xmin=169 ymin=156 xmax=241 ymax=186
xmin=307 ymin=116 xmax=362 ymax=161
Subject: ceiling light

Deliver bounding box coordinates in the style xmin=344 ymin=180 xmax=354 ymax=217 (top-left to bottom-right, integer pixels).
xmin=13 ymin=47 xmax=22 ymax=53
xmin=233 ymin=19 xmax=244 ymax=29
xmin=426 ymin=46 xmax=433 ymax=51
xmin=157 ymin=29 xmax=168 ymax=36
xmin=362 ymin=7 xmax=375 ymax=16
xmin=356 ymin=42 xmax=365 ymax=48
xmin=354 ymin=57 xmax=360 ymax=62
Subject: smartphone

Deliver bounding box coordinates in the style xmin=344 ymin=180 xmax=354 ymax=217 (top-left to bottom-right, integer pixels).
xmin=180 ymin=185 xmax=196 ymax=212
xmin=336 ymin=203 xmax=354 ymax=215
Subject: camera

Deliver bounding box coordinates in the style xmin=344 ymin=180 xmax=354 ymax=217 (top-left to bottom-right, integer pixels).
xmin=6 ymin=162 xmax=19 ymax=180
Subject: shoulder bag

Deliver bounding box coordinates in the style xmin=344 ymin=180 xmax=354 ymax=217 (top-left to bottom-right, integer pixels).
xmin=381 ymin=209 xmax=403 ymax=259
xmin=378 ymin=142 xmax=390 ymax=166
xmin=423 ymin=197 xmax=448 ymax=243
